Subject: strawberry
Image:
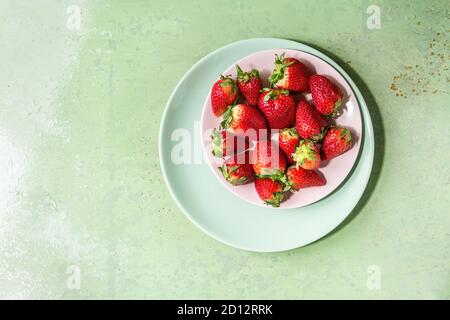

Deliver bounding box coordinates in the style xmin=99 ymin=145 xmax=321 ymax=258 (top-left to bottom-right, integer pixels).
xmin=268 ymin=53 xmax=309 ymax=92
xmin=211 ymin=75 xmax=238 ymax=117
xmin=292 ymin=140 xmax=321 ymax=170
xmin=236 ymin=65 xmax=262 ymax=106
xmin=321 ymin=126 xmax=353 ymax=160
xmin=220 ymin=152 xmax=254 ymax=186
xmin=221 ymin=104 xmax=268 ymax=140
xmin=255 ymin=178 xmax=284 ymax=207
xmin=278 ymin=128 xmax=300 ymax=165
xmin=286 ymin=166 xmax=326 ymax=191
xmin=211 ymin=128 xmax=249 ymax=158
xmin=252 ymin=140 xmax=287 ymax=178
xmin=258 ymin=89 xmax=296 ymax=129
xmin=309 ymin=74 xmax=343 ymax=117
xmin=295 ymin=100 xmax=327 ymax=141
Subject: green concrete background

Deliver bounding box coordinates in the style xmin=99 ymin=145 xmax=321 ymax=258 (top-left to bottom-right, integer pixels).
xmin=0 ymin=0 xmax=449 ymax=299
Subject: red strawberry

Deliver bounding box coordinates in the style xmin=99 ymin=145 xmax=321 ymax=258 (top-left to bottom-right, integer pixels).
xmin=236 ymin=65 xmax=262 ymax=106
xmin=286 ymin=166 xmax=326 ymax=191
xmin=221 ymin=104 xmax=268 ymax=140
xmin=309 ymin=74 xmax=343 ymax=117
xmin=295 ymin=100 xmax=327 ymax=141
xmin=220 ymin=152 xmax=254 ymax=186
xmin=292 ymin=140 xmax=321 ymax=170
xmin=258 ymin=89 xmax=296 ymax=129
xmin=211 ymin=128 xmax=249 ymax=157
xmin=268 ymin=53 xmax=309 ymax=92
xmin=255 ymin=178 xmax=284 ymax=207
xmin=252 ymin=140 xmax=287 ymax=178
xmin=278 ymin=128 xmax=300 ymax=165
xmin=211 ymin=75 xmax=238 ymax=116
xmin=321 ymin=126 xmax=353 ymax=160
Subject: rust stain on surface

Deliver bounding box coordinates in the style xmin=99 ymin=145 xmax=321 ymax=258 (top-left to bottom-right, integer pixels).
xmin=390 ymin=31 xmax=449 ymax=98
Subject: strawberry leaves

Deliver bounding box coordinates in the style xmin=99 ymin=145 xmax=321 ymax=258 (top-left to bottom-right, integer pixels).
xmin=236 ymin=64 xmax=259 ymax=84
xmin=218 ymin=75 xmax=237 ymax=94
xmin=262 ymin=88 xmax=290 ymax=102
xmin=219 ymin=106 xmax=233 ymax=129
xmin=220 ymin=164 xmax=249 ymax=186
xmin=211 ymin=128 xmax=223 ymax=157
xmin=293 ymin=142 xmax=315 ymax=167
xmin=264 ymin=191 xmax=284 ymax=207
xmin=268 ymin=53 xmax=295 ymax=87
xmin=256 ymin=172 xmax=291 ymax=192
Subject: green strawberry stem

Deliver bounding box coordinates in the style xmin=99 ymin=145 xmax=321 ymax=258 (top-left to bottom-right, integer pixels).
xmin=257 ymin=172 xmax=291 ymax=192
xmin=211 ymin=128 xmax=223 ymax=157
xmin=268 ymin=52 xmax=295 ymax=87
xmin=263 ymin=89 xmax=289 ymax=102
xmin=265 ymin=191 xmax=283 ymax=207
xmin=219 ymin=106 xmax=234 ymax=129
xmin=328 ymin=98 xmax=343 ymax=118
xmin=293 ymin=141 xmax=316 ymax=167
xmin=337 ymin=126 xmax=352 ymax=142
xmin=236 ymin=64 xmax=259 ymax=83
xmin=310 ymin=127 xmax=327 ymax=142
xmin=219 ymin=74 xmax=237 ymax=94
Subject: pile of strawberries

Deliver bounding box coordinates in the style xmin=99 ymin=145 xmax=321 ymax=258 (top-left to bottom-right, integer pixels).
xmin=210 ymin=53 xmax=353 ymax=207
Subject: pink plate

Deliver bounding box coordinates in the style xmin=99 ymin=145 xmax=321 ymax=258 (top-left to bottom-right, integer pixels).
xmin=201 ymin=49 xmax=362 ymax=209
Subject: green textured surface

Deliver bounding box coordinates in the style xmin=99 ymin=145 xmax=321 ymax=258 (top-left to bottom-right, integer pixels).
xmin=1 ymin=0 xmax=449 ymax=299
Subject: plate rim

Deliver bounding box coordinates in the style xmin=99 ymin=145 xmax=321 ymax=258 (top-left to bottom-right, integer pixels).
xmin=159 ymin=38 xmax=375 ymax=252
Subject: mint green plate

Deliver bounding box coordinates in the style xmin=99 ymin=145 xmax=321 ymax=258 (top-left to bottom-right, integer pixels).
xmin=159 ymin=38 xmax=374 ymax=252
